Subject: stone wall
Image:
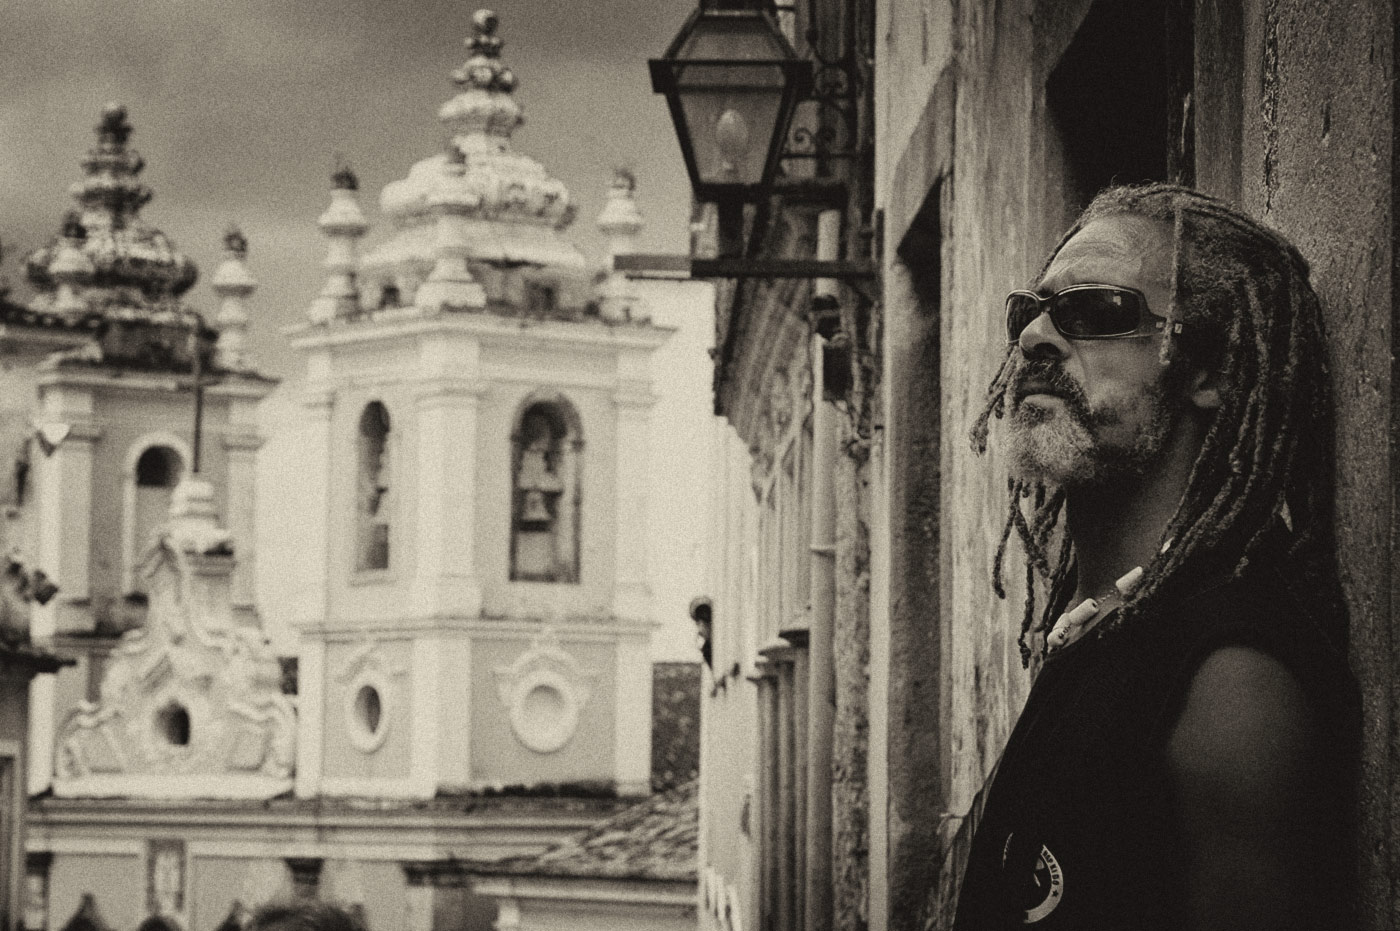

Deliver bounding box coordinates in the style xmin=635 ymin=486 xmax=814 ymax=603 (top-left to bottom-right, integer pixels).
xmin=1230 ymin=3 xmax=1394 ymax=925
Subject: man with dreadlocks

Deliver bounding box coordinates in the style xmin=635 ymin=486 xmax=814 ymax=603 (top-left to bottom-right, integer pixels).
xmin=951 ymin=184 xmax=1359 ymax=931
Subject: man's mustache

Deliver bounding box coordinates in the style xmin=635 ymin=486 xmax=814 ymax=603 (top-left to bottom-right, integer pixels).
xmin=1011 ymin=359 xmax=1080 ymax=401
xmin=1009 ymin=359 xmax=1093 ymax=421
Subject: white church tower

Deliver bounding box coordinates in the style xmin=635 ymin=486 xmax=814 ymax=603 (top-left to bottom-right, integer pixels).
xmin=290 ymin=9 xmax=670 ymax=799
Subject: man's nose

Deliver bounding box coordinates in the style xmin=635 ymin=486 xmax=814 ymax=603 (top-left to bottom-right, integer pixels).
xmin=1018 ymin=309 xmax=1069 ymax=361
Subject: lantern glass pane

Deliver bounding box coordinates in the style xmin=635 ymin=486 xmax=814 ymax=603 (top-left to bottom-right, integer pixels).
xmin=675 ymin=62 xmax=786 ymax=187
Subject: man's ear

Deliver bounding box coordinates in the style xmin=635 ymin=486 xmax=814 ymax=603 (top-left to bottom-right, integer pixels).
xmin=1187 ymin=366 xmax=1222 ymax=411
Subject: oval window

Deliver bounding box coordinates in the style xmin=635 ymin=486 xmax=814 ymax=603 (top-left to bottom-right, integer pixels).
xmin=509 ymin=677 xmax=579 ymax=754
xmin=355 ymin=684 xmax=382 ymax=736
xmin=155 ymin=702 xmax=191 ymax=746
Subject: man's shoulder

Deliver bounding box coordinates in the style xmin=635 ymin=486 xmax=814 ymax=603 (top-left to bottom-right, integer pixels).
xmin=1148 ymin=562 xmax=1357 ymax=745
xmin=1156 ymin=564 xmax=1343 ymax=656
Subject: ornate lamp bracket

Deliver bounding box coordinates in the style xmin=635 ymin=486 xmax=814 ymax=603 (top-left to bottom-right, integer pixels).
xmin=780 ymin=38 xmax=863 ymax=165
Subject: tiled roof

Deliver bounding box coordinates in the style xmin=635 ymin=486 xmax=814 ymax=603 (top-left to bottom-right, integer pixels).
xmin=473 ymin=780 xmax=698 ymax=882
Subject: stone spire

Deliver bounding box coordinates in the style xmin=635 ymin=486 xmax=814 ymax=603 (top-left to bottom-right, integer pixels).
xmin=362 ymin=10 xmax=583 ymax=302
xmin=308 ymin=162 xmax=368 ymax=324
xmin=211 ymin=226 xmax=255 ymax=370
xmin=439 ymin=9 xmax=524 ymax=152
xmin=597 ymin=169 xmax=644 ymax=261
xmin=24 ymin=104 xmax=197 ymax=317
xmin=596 ymin=170 xmax=645 ymax=323
xmin=48 ymin=213 xmax=95 ymax=317
xmin=414 ymin=150 xmax=488 ymax=312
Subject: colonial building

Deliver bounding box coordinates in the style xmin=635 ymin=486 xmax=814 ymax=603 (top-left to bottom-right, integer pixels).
xmin=20 ymin=11 xmax=716 ymax=931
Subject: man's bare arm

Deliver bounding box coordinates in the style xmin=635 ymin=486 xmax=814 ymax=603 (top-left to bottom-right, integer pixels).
xmin=1166 ymin=646 xmax=1320 ymax=931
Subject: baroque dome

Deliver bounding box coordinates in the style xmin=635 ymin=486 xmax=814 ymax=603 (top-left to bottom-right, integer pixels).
xmin=25 ymin=104 xmax=198 ymax=317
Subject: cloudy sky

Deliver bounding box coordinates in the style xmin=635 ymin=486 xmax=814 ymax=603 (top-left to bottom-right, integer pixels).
xmin=0 ymin=0 xmax=697 ymax=379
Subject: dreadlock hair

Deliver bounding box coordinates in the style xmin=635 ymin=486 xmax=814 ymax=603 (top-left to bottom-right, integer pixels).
xmin=970 ymin=183 xmax=1341 ymax=666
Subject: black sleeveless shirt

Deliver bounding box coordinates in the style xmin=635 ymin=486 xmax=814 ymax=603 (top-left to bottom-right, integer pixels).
xmin=951 ymin=567 xmax=1358 ymax=931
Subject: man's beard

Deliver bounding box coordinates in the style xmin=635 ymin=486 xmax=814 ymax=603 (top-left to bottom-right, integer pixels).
xmin=1005 ymin=358 xmax=1177 ymax=490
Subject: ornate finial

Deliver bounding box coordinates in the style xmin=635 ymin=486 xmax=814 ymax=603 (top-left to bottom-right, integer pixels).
xmin=223 ymin=225 xmax=248 ymax=258
xmin=331 ymin=155 xmax=359 ymax=192
xmin=611 ymin=168 xmax=637 ymax=193
xmin=474 ymin=10 xmax=498 ymax=34
xmin=62 ymin=211 xmax=87 ymax=241
xmin=97 ymin=103 xmax=133 ymax=148
xmin=452 ymin=9 xmax=517 ymax=93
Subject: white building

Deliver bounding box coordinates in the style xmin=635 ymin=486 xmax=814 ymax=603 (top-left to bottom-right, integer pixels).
xmin=23 ymin=11 xmax=715 ymax=931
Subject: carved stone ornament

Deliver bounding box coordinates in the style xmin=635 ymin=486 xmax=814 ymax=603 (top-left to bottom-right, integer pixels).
xmin=361 ymin=9 xmax=588 ymax=289
xmin=334 ymin=638 xmax=407 ymax=755
xmin=493 ymin=626 xmax=595 ymax=754
xmin=796 ymin=357 xmax=813 ymax=401
xmin=771 ymin=368 xmax=792 ymax=432
xmin=25 ymin=103 xmax=200 ymax=321
xmin=53 ymin=479 xmax=295 ymax=798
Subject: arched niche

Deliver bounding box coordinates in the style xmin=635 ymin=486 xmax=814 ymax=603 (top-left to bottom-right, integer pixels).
xmin=509 ymin=392 xmax=583 ymax=583
xmin=123 ymin=436 xmax=190 ymax=596
xmin=356 ymin=401 xmax=392 ymax=572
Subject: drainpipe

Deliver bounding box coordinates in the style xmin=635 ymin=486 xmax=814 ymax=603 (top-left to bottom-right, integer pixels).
xmin=805 ymin=208 xmax=841 ymax=931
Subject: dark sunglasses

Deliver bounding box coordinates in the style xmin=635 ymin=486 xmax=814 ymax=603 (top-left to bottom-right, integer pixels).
xmin=1005 ymin=284 xmax=1182 ymax=343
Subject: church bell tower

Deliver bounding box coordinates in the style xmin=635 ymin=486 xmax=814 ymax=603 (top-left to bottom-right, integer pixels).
xmin=290 ymin=10 xmax=669 ymax=799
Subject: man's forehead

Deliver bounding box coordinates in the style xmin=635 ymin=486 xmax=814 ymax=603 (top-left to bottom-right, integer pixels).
xmin=1039 ymin=215 xmax=1173 ymax=290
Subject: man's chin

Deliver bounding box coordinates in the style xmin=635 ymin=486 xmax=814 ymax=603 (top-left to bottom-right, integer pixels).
xmin=1006 ymin=420 xmax=1093 ymax=488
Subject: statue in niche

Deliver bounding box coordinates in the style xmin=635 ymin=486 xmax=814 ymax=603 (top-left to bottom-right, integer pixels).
xmin=358 ymin=403 xmax=391 ymax=571
xmin=146 ymin=840 xmax=185 ymax=918
xmin=517 ymin=412 xmax=562 ymax=526
xmin=363 ymin=441 xmax=389 ymax=516
xmin=512 ymin=403 xmax=578 ymax=582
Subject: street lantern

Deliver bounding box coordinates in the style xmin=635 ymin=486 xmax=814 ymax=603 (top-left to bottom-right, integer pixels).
xmin=650 ymin=1 xmax=812 ymax=203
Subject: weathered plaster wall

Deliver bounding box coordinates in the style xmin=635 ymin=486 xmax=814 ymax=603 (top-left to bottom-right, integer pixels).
xmin=939 ymin=0 xmax=1079 ymax=821
xmin=49 ymin=853 xmax=142 ymax=931
xmin=879 ymin=70 xmax=954 ymax=931
xmin=1230 ymin=1 xmax=1394 ymax=924
xmin=875 ymin=0 xmax=954 ymax=201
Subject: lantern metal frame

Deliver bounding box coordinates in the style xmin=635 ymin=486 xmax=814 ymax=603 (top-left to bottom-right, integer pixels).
xmin=649 ymin=0 xmax=875 ymax=281
xmin=649 ymin=3 xmax=814 ymax=204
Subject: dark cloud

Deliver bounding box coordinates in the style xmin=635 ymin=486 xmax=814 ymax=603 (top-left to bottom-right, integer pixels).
xmin=0 ymin=0 xmax=696 ymax=377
